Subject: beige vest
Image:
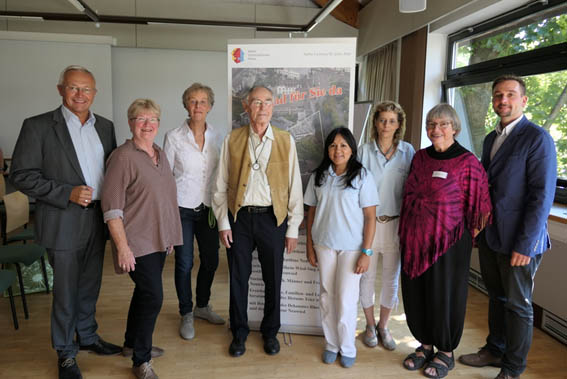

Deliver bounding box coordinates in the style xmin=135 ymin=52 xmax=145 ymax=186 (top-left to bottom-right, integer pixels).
xmin=227 ymin=125 xmax=290 ymax=226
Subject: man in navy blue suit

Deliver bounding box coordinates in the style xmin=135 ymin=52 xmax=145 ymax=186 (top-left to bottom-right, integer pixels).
xmin=459 ymin=75 xmax=557 ymax=379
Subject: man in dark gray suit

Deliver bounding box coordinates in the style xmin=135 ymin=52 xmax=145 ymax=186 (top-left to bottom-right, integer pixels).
xmin=10 ymin=65 xmax=121 ymax=379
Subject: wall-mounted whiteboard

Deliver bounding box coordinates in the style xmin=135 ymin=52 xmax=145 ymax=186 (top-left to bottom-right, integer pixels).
xmin=111 ymin=47 xmax=228 ymax=147
xmin=0 ymin=32 xmax=113 ymax=157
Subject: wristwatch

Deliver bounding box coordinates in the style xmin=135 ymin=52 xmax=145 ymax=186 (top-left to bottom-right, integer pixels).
xmin=362 ymin=248 xmax=373 ymax=256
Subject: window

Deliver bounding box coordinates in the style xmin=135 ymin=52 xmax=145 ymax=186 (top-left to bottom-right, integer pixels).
xmin=443 ymin=0 xmax=567 ymax=203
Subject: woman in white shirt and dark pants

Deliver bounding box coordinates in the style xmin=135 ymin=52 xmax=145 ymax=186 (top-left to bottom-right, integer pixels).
xmin=304 ymin=127 xmax=378 ymax=368
xmin=163 ymin=83 xmax=225 ymax=341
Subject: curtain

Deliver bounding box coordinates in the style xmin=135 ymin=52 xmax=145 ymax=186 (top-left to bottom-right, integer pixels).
xmin=360 ymin=41 xmax=399 ymax=142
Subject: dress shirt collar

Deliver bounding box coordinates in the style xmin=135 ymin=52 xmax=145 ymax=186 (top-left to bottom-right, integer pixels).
xmin=61 ymin=104 xmax=96 ymax=127
xmin=495 ymin=114 xmax=524 ymax=136
xmin=184 ymin=119 xmax=212 ymax=136
xmin=327 ymin=165 xmax=345 ymax=177
xmin=249 ymin=123 xmax=274 ymax=142
xmin=371 ymin=140 xmax=411 ymax=153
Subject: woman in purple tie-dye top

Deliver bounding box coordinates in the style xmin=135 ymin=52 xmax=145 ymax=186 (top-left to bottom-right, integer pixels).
xmin=399 ymin=104 xmax=491 ymax=379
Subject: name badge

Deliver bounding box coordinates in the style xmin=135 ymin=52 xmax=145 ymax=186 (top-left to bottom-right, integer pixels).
xmin=432 ymin=171 xmax=448 ymax=179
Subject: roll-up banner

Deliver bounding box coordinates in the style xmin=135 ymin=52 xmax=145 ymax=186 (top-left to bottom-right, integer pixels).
xmin=227 ymin=38 xmax=357 ymax=335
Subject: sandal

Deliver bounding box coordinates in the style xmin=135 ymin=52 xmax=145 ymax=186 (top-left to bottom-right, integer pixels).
xmin=403 ymin=345 xmax=434 ymax=371
xmin=424 ymin=352 xmax=455 ymax=379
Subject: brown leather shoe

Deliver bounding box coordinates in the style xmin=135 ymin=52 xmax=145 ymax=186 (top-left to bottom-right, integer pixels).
xmin=495 ymin=370 xmax=519 ymax=379
xmin=459 ymin=348 xmax=502 ymax=367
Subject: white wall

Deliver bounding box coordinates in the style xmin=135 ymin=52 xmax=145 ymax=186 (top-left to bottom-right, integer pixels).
xmin=0 ymin=32 xmax=113 ymax=156
xmin=111 ymin=47 xmax=229 ymax=147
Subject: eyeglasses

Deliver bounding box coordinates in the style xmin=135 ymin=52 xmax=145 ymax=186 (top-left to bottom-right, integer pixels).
xmin=249 ymin=99 xmax=273 ymax=108
xmin=426 ymin=121 xmax=452 ymax=130
xmin=377 ymin=118 xmax=399 ymax=125
xmin=65 ymin=86 xmax=95 ymax=95
xmin=130 ymin=117 xmax=160 ymax=124
xmin=188 ymin=99 xmax=209 ymax=107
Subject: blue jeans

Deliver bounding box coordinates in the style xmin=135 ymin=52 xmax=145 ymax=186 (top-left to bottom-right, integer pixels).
xmin=174 ymin=205 xmax=219 ymax=316
xmin=478 ymin=232 xmax=542 ymax=377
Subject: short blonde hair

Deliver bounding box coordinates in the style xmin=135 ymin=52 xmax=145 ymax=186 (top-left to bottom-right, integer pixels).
xmin=426 ymin=103 xmax=461 ymax=136
xmin=182 ymin=83 xmax=215 ymax=110
xmin=127 ymin=98 xmax=161 ymax=120
xmin=371 ymin=101 xmax=406 ymax=146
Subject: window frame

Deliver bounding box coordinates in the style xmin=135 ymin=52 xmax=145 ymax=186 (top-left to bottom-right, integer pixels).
xmin=441 ymin=0 xmax=567 ymax=203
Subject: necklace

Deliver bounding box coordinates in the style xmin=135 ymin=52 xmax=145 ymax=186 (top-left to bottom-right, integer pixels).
xmin=250 ymin=135 xmax=267 ymax=170
xmin=378 ymin=142 xmax=395 ymax=161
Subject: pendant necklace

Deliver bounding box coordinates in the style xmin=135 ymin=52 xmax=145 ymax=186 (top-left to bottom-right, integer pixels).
xmin=250 ymin=136 xmax=267 ymax=171
xmin=378 ymin=143 xmax=394 ymax=161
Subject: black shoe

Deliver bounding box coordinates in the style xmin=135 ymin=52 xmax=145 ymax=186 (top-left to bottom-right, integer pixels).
xmin=58 ymin=358 xmax=82 ymax=379
xmin=228 ymin=338 xmax=246 ymax=357
xmin=263 ymin=336 xmax=280 ymax=355
xmin=79 ymin=338 xmax=122 ymax=355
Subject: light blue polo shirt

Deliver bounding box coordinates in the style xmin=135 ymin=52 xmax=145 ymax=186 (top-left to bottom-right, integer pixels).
xmin=304 ymin=166 xmax=379 ymax=251
xmin=358 ymin=140 xmax=415 ymax=217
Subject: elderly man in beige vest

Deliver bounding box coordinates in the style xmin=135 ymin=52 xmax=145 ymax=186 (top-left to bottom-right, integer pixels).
xmin=212 ymin=85 xmax=303 ymax=358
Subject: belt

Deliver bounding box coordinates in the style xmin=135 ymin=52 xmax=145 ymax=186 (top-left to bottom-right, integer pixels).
xmin=84 ymin=200 xmax=101 ymax=209
xmin=191 ymin=203 xmax=207 ymax=212
xmin=377 ymin=215 xmax=399 ymax=223
xmin=242 ymin=206 xmax=272 ymax=214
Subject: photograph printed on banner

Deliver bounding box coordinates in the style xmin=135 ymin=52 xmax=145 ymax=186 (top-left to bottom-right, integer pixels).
xmin=232 ymin=67 xmax=351 ymax=191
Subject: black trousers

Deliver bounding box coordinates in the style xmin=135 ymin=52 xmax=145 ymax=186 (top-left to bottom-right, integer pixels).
xmin=124 ymin=251 xmax=166 ymax=366
xmin=227 ymin=209 xmax=287 ymax=340
xmin=401 ymin=230 xmax=472 ymax=352
xmin=478 ymin=232 xmax=542 ymax=377
xmin=46 ymin=208 xmax=106 ymax=359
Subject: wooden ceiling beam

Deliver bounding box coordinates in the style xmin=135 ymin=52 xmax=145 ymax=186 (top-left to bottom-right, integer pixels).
xmin=312 ymin=0 xmax=360 ymax=29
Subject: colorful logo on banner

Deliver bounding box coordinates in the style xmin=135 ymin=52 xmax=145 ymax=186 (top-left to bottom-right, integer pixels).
xmin=232 ymin=48 xmax=245 ymax=64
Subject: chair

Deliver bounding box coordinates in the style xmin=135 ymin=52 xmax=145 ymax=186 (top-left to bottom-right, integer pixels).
xmin=2 ymin=190 xmax=35 ymax=244
xmin=0 ymin=191 xmax=50 ymax=320
xmin=0 ymin=269 xmax=19 ymax=329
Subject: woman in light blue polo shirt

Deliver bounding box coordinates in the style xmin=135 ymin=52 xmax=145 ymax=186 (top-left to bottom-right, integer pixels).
xmin=358 ymin=101 xmax=415 ymax=350
xmin=305 ymin=127 xmax=379 ymax=368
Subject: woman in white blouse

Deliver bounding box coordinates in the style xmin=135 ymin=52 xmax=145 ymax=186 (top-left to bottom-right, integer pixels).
xmin=358 ymin=101 xmax=415 ymax=351
xmin=163 ymin=83 xmax=225 ymax=341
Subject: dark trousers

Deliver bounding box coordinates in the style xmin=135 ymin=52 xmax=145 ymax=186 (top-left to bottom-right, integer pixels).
xmin=227 ymin=209 xmax=286 ymax=341
xmin=124 ymin=251 xmax=166 ymax=367
xmin=401 ymin=230 xmax=472 ymax=352
xmin=174 ymin=206 xmax=220 ymax=315
xmin=478 ymin=232 xmax=542 ymax=377
xmin=46 ymin=208 xmax=105 ymax=359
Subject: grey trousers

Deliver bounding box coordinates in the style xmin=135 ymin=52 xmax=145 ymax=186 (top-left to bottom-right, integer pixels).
xmin=46 ymin=208 xmax=106 ymax=359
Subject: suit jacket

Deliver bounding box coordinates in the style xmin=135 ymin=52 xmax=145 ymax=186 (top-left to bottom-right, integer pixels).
xmin=481 ymin=115 xmax=556 ymax=257
xmin=10 ymin=107 xmax=117 ymax=250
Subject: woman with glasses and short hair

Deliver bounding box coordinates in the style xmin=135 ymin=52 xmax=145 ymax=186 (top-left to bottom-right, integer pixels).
xmin=163 ymin=83 xmax=225 ymax=342
xmin=399 ymin=103 xmax=491 ymax=379
xmin=102 ymin=99 xmax=182 ymax=379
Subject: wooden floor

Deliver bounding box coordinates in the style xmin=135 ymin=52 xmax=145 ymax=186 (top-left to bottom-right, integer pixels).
xmin=1 ymin=243 xmax=565 ymax=379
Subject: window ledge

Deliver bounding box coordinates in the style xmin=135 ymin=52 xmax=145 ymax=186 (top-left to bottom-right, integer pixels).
xmin=550 ymin=203 xmax=567 ymax=224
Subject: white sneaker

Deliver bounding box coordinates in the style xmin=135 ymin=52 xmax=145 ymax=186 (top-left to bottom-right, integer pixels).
xmin=179 ymin=313 xmax=195 ymax=340
xmin=132 ymin=360 xmax=158 ymax=379
xmin=194 ymin=305 xmax=226 ymax=325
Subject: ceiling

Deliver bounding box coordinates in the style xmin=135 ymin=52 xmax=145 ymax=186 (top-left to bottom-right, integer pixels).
xmin=0 ymin=0 xmax=374 ymax=31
